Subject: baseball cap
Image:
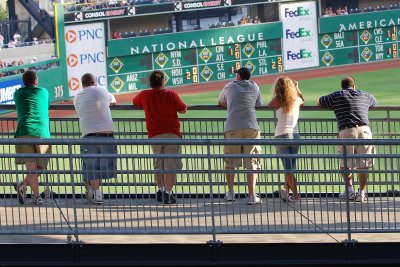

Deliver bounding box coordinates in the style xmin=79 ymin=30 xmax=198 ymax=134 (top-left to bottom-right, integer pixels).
xmin=234 ymin=67 xmax=251 ymax=80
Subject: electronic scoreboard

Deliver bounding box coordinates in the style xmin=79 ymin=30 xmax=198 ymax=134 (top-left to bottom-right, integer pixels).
xmin=319 ymin=26 xmax=399 ymax=67
xmin=108 ymin=40 xmax=282 ymax=92
xmin=106 ymin=23 xmax=283 ymax=93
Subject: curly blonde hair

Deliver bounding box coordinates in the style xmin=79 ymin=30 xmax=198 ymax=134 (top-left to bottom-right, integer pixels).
xmin=272 ymin=76 xmax=297 ymax=112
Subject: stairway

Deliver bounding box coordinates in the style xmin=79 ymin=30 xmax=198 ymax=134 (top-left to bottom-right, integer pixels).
xmin=18 ymin=0 xmax=54 ymax=39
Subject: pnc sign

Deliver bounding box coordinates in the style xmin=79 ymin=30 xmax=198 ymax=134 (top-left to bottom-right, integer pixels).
xmin=67 ymin=54 xmax=79 ymax=67
xmin=68 ymin=77 xmax=80 ymax=91
xmin=65 ymin=30 xmax=77 ymax=43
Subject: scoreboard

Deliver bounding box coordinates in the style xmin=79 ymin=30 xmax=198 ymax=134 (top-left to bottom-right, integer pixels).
xmin=103 ymin=9 xmax=400 ymax=93
xmin=108 ymin=40 xmax=282 ymax=92
xmin=106 ymin=22 xmax=283 ymax=93
xmin=319 ymin=26 xmax=399 ymax=67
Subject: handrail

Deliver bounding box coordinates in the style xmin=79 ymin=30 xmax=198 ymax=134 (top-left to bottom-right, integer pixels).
xmin=1 ymin=104 xmax=400 ymax=111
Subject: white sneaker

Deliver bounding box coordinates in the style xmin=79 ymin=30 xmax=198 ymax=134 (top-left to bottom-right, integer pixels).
xmin=224 ymin=191 xmax=236 ymax=201
xmin=355 ymin=190 xmax=367 ymax=203
xmin=247 ymin=194 xmax=262 ymax=205
xmin=280 ymin=188 xmax=288 ymax=202
xmin=339 ymin=190 xmax=356 ymax=200
xmin=90 ymin=189 xmax=103 ymax=205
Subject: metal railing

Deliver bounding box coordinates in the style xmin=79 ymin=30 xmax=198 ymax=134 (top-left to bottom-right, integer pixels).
xmin=1 ymin=105 xmax=400 ymax=139
xmin=0 ymin=137 xmax=399 ymax=243
xmin=0 ymin=105 xmax=399 ymax=243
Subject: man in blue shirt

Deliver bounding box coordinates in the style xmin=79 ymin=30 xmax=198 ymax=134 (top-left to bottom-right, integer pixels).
xmin=318 ymin=76 xmax=376 ymax=203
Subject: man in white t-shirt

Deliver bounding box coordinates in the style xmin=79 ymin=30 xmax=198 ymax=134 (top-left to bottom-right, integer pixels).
xmin=73 ymin=73 xmax=117 ymax=204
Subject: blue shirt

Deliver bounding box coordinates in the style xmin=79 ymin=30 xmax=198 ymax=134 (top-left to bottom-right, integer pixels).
xmin=319 ymin=87 xmax=376 ymax=131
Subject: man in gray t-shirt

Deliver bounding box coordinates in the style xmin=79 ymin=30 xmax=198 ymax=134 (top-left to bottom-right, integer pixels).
xmin=218 ymin=67 xmax=262 ymax=205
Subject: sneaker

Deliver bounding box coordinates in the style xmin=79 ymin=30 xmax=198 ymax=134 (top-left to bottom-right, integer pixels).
xmin=40 ymin=189 xmax=59 ymax=200
xmin=247 ymin=194 xmax=262 ymax=205
xmin=280 ymin=188 xmax=288 ymax=202
xmin=224 ymin=191 xmax=236 ymax=201
xmin=90 ymin=189 xmax=103 ymax=205
xmin=339 ymin=190 xmax=356 ymax=201
xmin=164 ymin=192 xmax=176 ymax=204
xmin=286 ymin=195 xmax=300 ymax=203
xmin=156 ymin=190 xmax=163 ymax=202
xmin=355 ymin=191 xmax=367 ymax=203
xmin=14 ymin=182 xmax=26 ymax=204
xmin=32 ymin=195 xmax=44 ymax=205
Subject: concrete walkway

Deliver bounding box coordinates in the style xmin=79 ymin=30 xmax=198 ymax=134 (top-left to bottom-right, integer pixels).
xmin=0 ymin=195 xmax=399 ymax=244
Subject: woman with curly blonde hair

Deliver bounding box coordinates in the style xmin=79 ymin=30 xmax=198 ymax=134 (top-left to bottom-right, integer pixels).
xmin=267 ymin=76 xmax=304 ymax=202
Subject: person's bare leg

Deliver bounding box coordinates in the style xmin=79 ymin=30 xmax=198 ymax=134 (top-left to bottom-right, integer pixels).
xmin=24 ymin=162 xmax=40 ymax=197
xmin=341 ymin=167 xmax=353 ymax=187
xmin=359 ymin=172 xmax=368 ymax=191
xmin=225 ymin=167 xmax=235 ymax=193
xmin=246 ymin=167 xmax=257 ymax=196
xmin=285 ymin=173 xmax=299 ymax=200
xmin=90 ymin=179 xmax=100 ymax=190
xmin=155 ymin=173 xmax=164 ymax=189
xmin=164 ymin=173 xmax=175 ymax=192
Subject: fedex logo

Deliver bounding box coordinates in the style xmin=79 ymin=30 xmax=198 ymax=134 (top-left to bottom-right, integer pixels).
xmin=285 ymin=28 xmax=311 ymax=39
xmin=284 ymin=7 xmax=310 ymax=17
xmin=287 ymin=49 xmax=312 ymax=60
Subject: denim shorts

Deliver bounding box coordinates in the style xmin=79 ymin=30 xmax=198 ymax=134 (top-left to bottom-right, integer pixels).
xmin=81 ymin=136 xmax=117 ymax=181
xmin=275 ymin=133 xmax=301 ymax=171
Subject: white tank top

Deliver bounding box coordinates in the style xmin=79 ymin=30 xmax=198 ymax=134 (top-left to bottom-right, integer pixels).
xmin=274 ymin=96 xmax=302 ymax=136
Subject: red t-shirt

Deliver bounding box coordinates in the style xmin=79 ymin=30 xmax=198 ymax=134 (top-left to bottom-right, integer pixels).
xmin=132 ymin=88 xmax=187 ymax=138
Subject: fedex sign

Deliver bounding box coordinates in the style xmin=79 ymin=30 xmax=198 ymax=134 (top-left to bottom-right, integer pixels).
xmin=285 ymin=28 xmax=311 ymax=39
xmin=284 ymin=6 xmax=310 ymax=17
xmin=286 ymin=49 xmax=313 ymax=60
xmin=280 ymin=2 xmax=319 ymax=71
xmin=65 ymin=22 xmax=107 ymax=96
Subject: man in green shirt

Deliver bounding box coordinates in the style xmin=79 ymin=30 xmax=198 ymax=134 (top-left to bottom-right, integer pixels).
xmin=13 ymin=70 xmax=51 ymax=205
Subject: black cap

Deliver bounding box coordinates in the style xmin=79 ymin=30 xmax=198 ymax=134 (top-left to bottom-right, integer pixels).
xmin=234 ymin=67 xmax=251 ymax=80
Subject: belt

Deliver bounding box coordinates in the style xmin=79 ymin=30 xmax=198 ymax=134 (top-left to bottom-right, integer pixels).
xmin=340 ymin=124 xmax=367 ymax=131
xmin=85 ymin=132 xmax=114 ymax=137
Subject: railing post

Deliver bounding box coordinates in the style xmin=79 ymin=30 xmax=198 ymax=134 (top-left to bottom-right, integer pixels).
xmin=386 ymin=110 xmax=397 ymax=195
xmin=342 ymin=144 xmax=357 ymax=244
xmin=206 ymin=140 xmax=222 ymax=260
xmin=68 ymin=143 xmax=81 ymax=244
xmin=206 ymin=139 xmax=219 ymax=244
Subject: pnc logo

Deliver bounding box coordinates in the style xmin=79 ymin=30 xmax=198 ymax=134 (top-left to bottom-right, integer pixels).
xmin=65 ymin=30 xmax=77 ymax=43
xmin=285 ymin=28 xmax=311 ymax=39
xmin=284 ymin=7 xmax=310 ymax=17
xmin=286 ymin=49 xmax=313 ymax=60
xmin=67 ymin=54 xmax=79 ymax=67
xmin=68 ymin=77 xmax=80 ymax=91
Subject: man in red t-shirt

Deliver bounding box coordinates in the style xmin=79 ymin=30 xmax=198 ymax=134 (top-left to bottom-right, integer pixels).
xmin=133 ymin=70 xmax=187 ymax=204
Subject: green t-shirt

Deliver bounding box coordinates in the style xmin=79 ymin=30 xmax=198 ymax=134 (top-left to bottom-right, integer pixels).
xmin=14 ymin=86 xmax=51 ymax=138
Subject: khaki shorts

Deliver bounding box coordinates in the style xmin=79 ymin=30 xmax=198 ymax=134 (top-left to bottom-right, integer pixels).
xmin=15 ymin=136 xmax=51 ymax=169
xmin=151 ymin=133 xmax=183 ymax=170
xmin=338 ymin=125 xmax=375 ymax=169
xmin=224 ymin=129 xmax=261 ymax=169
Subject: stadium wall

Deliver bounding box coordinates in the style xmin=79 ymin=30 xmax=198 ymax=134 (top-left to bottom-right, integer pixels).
xmin=3 ymin=1 xmax=400 ymax=100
